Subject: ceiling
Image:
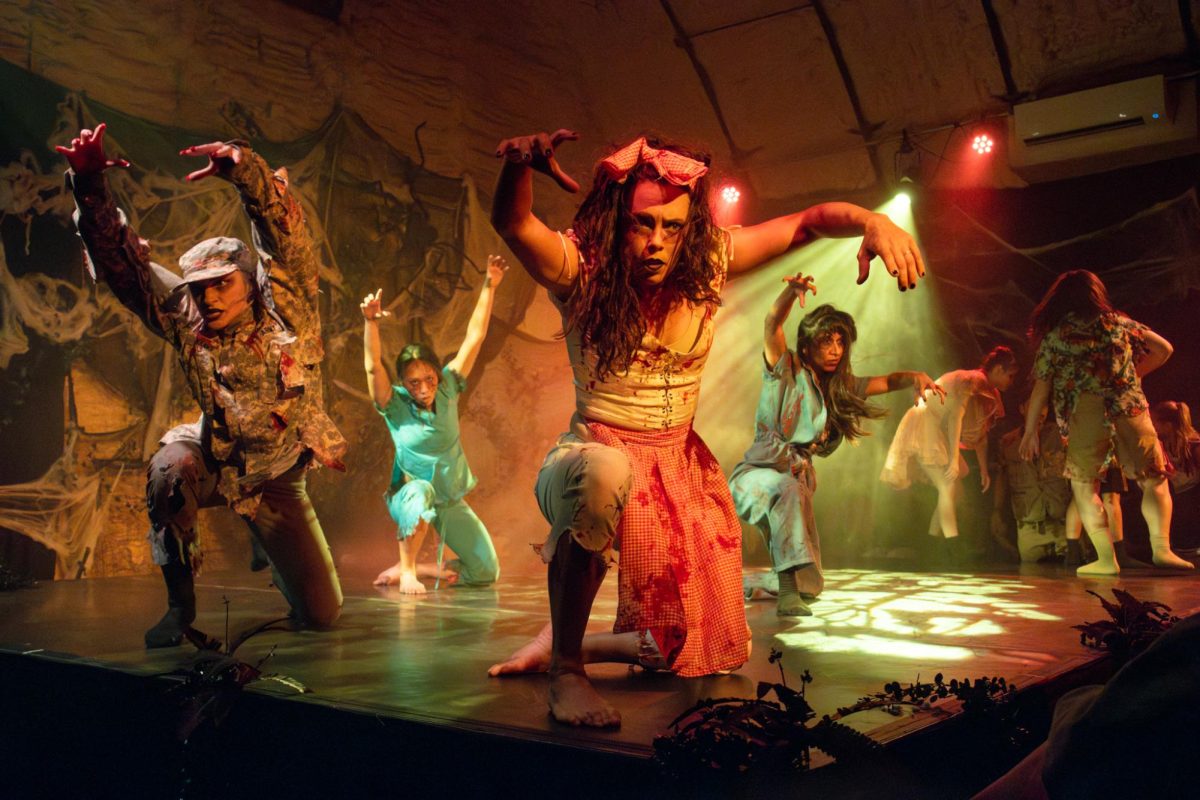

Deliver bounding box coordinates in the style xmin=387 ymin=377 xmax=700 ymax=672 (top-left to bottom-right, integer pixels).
xmin=2 ymin=0 xmax=1196 ymax=209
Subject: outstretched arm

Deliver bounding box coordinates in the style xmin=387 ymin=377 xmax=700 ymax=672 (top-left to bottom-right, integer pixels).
xmin=58 ymin=124 xmax=176 ymax=340
xmin=763 ymin=273 xmax=816 ymax=369
xmin=361 ymin=289 xmax=393 ymax=408
xmin=490 ymin=129 xmax=581 ymax=299
xmin=863 ymin=371 xmax=946 ymax=406
xmin=729 ymin=203 xmax=924 ymax=291
xmin=446 ymin=255 xmax=508 ymax=378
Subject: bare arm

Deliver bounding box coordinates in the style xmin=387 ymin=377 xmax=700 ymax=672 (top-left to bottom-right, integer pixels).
xmin=1136 ymin=329 xmax=1173 ymax=377
xmin=360 ymin=289 xmax=393 ymax=408
xmin=728 ymin=203 xmax=925 ymax=291
xmin=490 ymin=130 xmax=581 ymax=298
xmin=763 ymin=273 xmax=815 ymax=369
xmin=1019 ymin=379 xmax=1053 ymax=461
xmin=976 ymin=434 xmax=991 ymax=493
xmin=446 ymin=255 xmax=508 ymax=378
xmin=863 ymin=371 xmax=946 ymax=406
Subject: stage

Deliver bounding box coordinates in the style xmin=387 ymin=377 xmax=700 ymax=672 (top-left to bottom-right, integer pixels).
xmin=3 ymin=563 xmax=1199 ymax=798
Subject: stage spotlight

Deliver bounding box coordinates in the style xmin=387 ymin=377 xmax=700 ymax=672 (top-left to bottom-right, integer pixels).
xmin=721 ymin=184 xmax=741 ymax=205
xmin=971 ymin=133 xmax=994 ymax=155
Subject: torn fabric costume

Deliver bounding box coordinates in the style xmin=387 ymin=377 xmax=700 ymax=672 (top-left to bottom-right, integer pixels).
xmin=534 ymin=229 xmax=748 ymax=678
xmin=377 ymin=364 xmax=499 ymax=585
xmin=69 ymin=147 xmax=344 ymax=629
xmin=729 ymin=351 xmax=870 ymax=596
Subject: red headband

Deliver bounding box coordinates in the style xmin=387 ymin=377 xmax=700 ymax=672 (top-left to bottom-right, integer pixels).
xmin=599 ymin=137 xmax=709 ymax=189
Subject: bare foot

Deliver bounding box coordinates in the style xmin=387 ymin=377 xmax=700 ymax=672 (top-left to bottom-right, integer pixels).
xmin=416 ymin=562 xmax=459 ymax=583
xmin=488 ymin=622 xmax=552 ymax=676
xmin=549 ymin=670 xmax=620 ymax=728
xmin=373 ymin=565 xmax=427 ymax=594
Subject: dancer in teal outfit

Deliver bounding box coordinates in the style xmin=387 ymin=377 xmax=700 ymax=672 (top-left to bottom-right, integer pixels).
xmin=362 ymin=256 xmax=507 ymax=593
xmin=730 ymin=273 xmax=943 ymax=616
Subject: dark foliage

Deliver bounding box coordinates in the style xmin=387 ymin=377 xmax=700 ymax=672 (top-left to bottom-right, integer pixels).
xmin=652 ymin=648 xmax=1024 ymax=782
xmin=1073 ymin=588 xmax=1179 ymax=663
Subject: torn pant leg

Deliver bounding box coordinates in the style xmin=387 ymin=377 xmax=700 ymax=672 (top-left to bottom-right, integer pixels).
xmin=730 ymin=463 xmax=823 ymax=596
xmin=246 ymin=464 xmax=343 ymax=629
xmin=535 ymin=436 xmax=632 ymax=564
xmin=145 ymin=440 xmax=222 ymax=569
xmin=386 ymin=479 xmax=438 ymax=540
xmin=143 ymin=441 xmax=222 ymax=647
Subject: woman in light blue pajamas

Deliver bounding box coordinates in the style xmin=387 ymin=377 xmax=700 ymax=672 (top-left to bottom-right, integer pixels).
xmin=730 ymin=274 xmax=942 ymax=616
xmin=361 ymin=256 xmax=507 ymax=593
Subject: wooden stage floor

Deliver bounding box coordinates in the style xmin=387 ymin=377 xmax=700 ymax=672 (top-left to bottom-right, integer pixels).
xmin=3 ymin=562 xmax=1200 ymax=766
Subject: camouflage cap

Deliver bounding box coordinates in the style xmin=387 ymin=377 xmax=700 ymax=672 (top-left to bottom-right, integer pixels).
xmin=178 ymin=237 xmax=256 ymax=284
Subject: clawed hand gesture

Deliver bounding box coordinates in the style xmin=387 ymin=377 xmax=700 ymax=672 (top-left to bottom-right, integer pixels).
xmin=495 ymin=129 xmax=580 ymax=193
xmin=360 ymin=288 xmax=390 ymax=322
xmin=55 ymin=123 xmax=129 ymax=175
xmin=783 ymin=273 xmax=817 ymax=307
xmin=179 ymin=141 xmax=243 ymax=182
xmin=486 ymin=254 xmax=510 ymax=286
xmin=857 ymin=215 xmax=926 ymax=292
xmin=911 ymin=372 xmax=947 ymax=407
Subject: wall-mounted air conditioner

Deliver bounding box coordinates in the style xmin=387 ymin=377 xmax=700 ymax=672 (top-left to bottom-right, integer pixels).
xmin=1007 ymin=75 xmax=1198 ymax=182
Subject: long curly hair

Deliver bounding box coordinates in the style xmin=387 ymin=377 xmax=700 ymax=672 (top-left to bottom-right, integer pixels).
xmin=1029 ymin=270 xmax=1115 ymax=347
xmin=795 ymin=304 xmax=885 ymax=453
xmin=565 ymin=136 xmax=725 ymax=379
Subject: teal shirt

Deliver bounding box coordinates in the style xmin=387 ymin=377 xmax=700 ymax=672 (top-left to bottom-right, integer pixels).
xmin=377 ymin=365 xmax=476 ymax=503
xmin=731 ymin=350 xmax=869 ymax=479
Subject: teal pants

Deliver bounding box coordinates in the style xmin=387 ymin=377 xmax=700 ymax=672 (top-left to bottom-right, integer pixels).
xmin=386 ymin=479 xmax=499 ymax=585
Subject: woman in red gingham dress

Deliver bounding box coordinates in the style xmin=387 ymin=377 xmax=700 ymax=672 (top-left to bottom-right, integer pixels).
xmin=488 ymin=128 xmax=926 ymax=728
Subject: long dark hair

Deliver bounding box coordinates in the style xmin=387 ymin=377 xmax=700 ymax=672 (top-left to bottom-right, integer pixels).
xmin=1152 ymin=401 xmax=1200 ymax=474
xmin=1028 ymin=270 xmax=1115 ymax=347
xmin=566 ymin=136 xmax=724 ymax=379
xmin=795 ymin=304 xmax=884 ymax=451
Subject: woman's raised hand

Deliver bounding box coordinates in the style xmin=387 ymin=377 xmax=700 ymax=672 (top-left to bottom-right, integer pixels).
xmin=55 ymin=123 xmax=130 ymax=175
xmin=360 ymin=288 xmax=390 ymax=322
xmin=494 ymin=129 xmax=580 ymax=193
xmin=783 ymin=273 xmax=817 ymax=307
xmin=486 ymin=254 xmax=510 ymax=286
xmin=179 ymin=141 xmax=243 ymax=182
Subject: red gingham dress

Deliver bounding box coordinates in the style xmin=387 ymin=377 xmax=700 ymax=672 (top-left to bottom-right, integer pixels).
xmin=587 ymin=420 xmax=750 ymax=677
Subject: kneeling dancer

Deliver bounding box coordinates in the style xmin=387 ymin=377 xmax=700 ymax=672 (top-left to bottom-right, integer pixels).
xmin=487 ymin=129 xmax=925 ymax=727
xmin=60 ymin=125 xmax=346 ymax=647
xmin=730 ymin=276 xmax=942 ymax=616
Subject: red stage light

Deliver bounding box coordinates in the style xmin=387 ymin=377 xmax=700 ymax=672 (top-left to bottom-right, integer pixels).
xmin=721 ymin=185 xmax=741 ymax=204
xmin=971 ymin=134 xmax=994 ymax=155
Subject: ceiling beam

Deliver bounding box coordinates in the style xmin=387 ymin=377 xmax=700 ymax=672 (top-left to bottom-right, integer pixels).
xmin=810 ymin=0 xmax=884 ymax=185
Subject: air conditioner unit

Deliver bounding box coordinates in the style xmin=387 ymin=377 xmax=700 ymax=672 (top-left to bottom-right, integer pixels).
xmin=1007 ymin=75 xmax=1198 ymax=182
